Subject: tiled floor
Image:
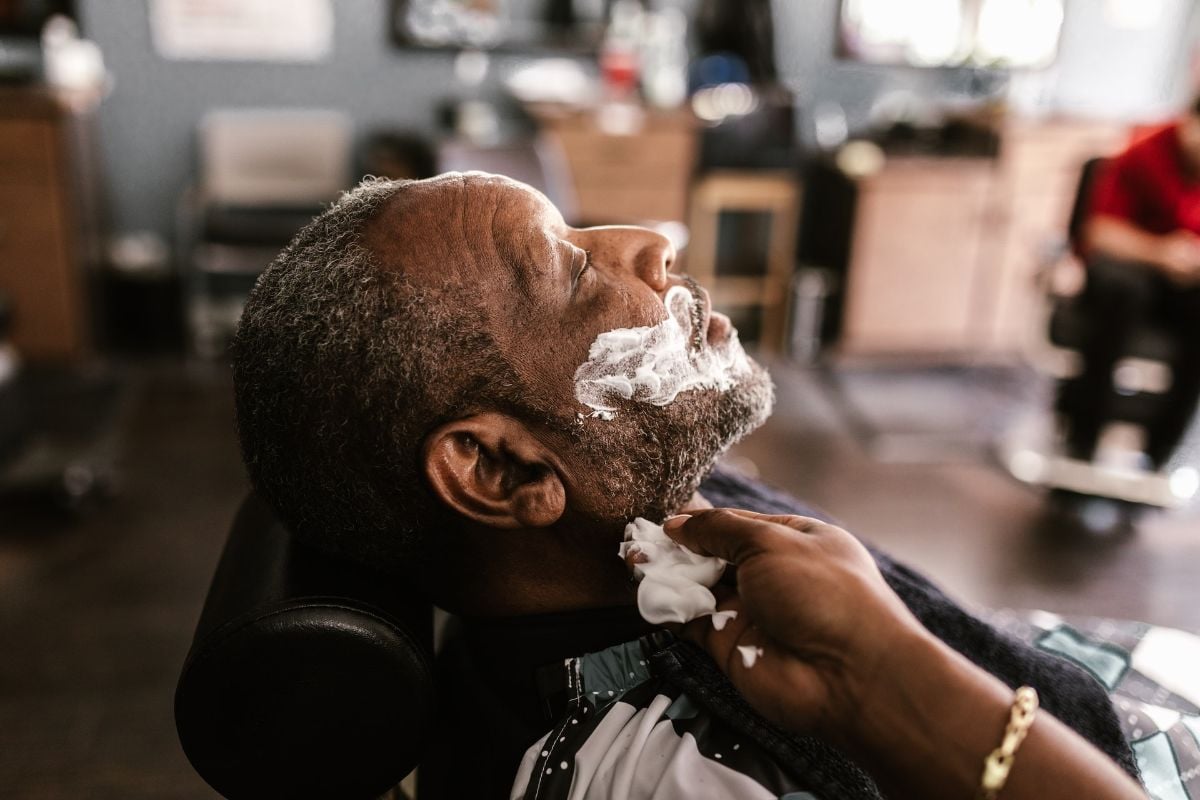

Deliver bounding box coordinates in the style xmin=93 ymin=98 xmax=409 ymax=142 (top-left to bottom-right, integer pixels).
xmin=0 ymin=357 xmax=1196 ymax=798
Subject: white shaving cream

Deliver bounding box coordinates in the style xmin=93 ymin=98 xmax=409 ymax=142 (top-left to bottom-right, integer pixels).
xmin=618 ymin=517 xmax=727 ymax=626
xmin=575 ymin=285 xmax=752 ymax=419
xmin=711 ymin=609 xmax=738 ymax=631
xmin=737 ymin=645 xmax=764 ymax=669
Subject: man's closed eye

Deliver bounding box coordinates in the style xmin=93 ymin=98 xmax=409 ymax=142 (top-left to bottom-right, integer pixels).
xmin=572 ymin=248 xmax=593 ymax=292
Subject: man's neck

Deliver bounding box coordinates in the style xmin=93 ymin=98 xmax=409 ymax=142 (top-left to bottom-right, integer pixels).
xmin=452 ymin=491 xmax=713 ymax=617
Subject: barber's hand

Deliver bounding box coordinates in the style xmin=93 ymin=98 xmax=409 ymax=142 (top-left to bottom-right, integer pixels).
xmin=664 ymin=509 xmax=930 ymax=742
xmin=1155 ymin=231 xmax=1200 ymax=285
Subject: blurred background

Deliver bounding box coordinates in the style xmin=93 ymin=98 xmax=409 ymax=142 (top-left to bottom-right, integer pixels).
xmin=2 ymin=0 xmax=1200 ymax=796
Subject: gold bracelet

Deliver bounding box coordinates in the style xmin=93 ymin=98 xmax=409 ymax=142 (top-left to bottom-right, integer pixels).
xmin=978 ymin=686 xmax=1039 ymax=799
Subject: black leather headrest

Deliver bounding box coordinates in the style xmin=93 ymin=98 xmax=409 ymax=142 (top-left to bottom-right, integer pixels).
xmin=175 ymin=495 xmax=434 ymax=799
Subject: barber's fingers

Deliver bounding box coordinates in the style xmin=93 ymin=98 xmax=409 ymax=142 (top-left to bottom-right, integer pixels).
xmin=681 ymin=590 xmax=756 ymax=667
xmin=682 ymin=593 xmax=827 ymax=729
xmin=663 ymin=508 xmax=826 ymax=564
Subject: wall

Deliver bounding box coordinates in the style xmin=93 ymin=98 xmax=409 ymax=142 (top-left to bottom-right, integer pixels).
xmin=81 ymin=0 xmax=1200 ymax=244
xmin=78 ymin=0 xmax=524 ymax=242
xmin=771 ymin=0 xmax=1199 ymax=142
xmin=771 ymin=0 xmax=1007 ymax=145
xmin=1044 ymin=0 xmax=1195 ymax=121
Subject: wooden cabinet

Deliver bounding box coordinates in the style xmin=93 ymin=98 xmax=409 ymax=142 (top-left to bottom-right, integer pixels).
xmin=529 ymin=104 xmax=697 ymax=224
xmin=839 ymin=120 xmax=1128 ymax=358
xmin=841 ymin=158 xmax=997 ymax=354
xmin=0 ymin=88 xmax=94 ymax=361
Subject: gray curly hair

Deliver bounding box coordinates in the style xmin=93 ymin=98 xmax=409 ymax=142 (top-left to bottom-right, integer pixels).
xmin=232 ymin=178 xmax=540 ymax=576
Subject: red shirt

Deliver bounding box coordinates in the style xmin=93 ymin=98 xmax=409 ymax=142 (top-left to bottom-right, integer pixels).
xmin=1089 ymin=123 xmax=1200 ymax=235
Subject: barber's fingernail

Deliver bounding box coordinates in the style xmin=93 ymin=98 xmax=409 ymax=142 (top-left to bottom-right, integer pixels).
xmin=663 ymin=515 xmax=692 ymax=530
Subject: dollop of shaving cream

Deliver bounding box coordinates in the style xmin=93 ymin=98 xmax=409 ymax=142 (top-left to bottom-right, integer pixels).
xmin=574 ymin=285 xmax=751 ymax=419
xmin=619 ymin=517 xmax=738 ymax=629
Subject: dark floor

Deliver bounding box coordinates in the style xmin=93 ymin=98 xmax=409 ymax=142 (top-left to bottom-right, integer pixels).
xmin=0 ymin=358 xmax=1197 ymax=798
xmin=0 ymin=364 xmax=243 ymax=799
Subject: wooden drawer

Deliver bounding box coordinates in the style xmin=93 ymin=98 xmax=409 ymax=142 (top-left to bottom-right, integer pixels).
xmin=0 ymin=119 xmax=56 ymax=186
xmin=574 ymin=185 xmax=689 ymax=224
xmin=842 ymin=161 xmax=994 ymax=352
xmin=553 ymin=128 xmax=694 ymax=168
xmin=0 ymin=185 xmax=80 ymax=360
xmin=0 ymin=184 xmax=60 ymax=235
xmin=534 ymin=107 xmax=698 ymax=224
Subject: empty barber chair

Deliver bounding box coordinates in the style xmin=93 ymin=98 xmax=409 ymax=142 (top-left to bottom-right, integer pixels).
xmin=178 ymin=110 xmax=353 ymax=358
xmin=174 ymin=495 xmax=434 ymax=799
xmin=1012 ymin=157 xmax=1190 ymax=508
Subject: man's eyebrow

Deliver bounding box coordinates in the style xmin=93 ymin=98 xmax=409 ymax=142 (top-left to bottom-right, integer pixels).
xmin=490 ymin=205 xmax=535 ymax=302
xmin=491 ymin=200 xmax=560 ymax=302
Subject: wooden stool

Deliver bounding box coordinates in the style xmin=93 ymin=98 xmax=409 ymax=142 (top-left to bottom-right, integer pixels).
xmin=686 ymin=170 xmax=801 ymax=351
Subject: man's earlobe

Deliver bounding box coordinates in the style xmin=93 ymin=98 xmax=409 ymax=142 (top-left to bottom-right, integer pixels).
xmin=422 ymin=414 xmax=567 ymax=529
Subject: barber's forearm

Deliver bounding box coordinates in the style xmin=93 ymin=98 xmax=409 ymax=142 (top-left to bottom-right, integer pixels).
xmin=1085 ymin=217 xmax=1171 ymax=272
xmin=836 ymin=629 xmax=1146 ymax=800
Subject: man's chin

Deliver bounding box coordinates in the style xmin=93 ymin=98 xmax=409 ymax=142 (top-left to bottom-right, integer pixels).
xmin=722 ymin=357 xmax=776 ymax=440
xmin=639 ymin=361 xmax=774 ymax=518
xmin=566 ymin=358 xmax=774 ymax=526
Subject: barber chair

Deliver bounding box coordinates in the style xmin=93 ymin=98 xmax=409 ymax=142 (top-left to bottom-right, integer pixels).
xmin=175 ymin=467 xmax=807 ymax=798
xmin=1010 ymin=157 xmax=1190 ymax=509
xmin=1043 ymin=157 xmax=1178 ymax=404
xmin=174 ymin=494 xmax=434 ymax=799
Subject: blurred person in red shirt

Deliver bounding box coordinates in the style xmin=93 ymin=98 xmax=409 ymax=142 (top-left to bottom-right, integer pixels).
xmin=1064 ymin=104 xmax=1200 ymax=468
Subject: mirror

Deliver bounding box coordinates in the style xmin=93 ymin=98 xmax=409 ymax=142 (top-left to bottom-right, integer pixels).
xmin=391 ymin=0 xmax=610 ymax=52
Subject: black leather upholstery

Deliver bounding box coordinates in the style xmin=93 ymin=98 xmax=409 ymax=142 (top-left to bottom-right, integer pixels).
xmin=1049 ymin=296 xmax=1178 ymax=364
xmin=175 ymin=495 xmax=434 ymax=799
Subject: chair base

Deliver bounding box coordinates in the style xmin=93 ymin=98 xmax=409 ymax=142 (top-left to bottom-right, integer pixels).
xmin=1005 ymin=449 xmax=1191 ymax=508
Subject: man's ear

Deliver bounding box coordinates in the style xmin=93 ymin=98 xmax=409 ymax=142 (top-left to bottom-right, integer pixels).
xmin=422 ymin=413 xmax=567 ymax=529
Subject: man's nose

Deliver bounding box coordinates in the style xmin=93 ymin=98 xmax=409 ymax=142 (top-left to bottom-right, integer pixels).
xmin=595 ymin=226 xmax=676 ymax=291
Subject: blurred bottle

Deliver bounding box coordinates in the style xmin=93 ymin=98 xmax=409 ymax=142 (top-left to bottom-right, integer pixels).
xmin=641 ymin=8 xmax=688 ymax=109
xmin=0 ymin=291 xmax=26 ymax=466
xmin=41 ymin=14 xmax=109 ymax=109
xmin=595 ymin=0 xmax=645 ymax=135
xmin=0 ymin=291 xmax=18 ymax=387
xmin=599 ymin=0 xmax=643 ymax=103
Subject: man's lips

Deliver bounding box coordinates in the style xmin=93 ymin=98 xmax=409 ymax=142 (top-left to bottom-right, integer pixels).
xmin=691 ymin=283 xmax=732 ymax=345
xmin=707 ymin=310 xmax=732 ymax=345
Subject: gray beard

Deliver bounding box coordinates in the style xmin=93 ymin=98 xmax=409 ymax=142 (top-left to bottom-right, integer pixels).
xmin=572 ymin=357 xmax=775 ymax=526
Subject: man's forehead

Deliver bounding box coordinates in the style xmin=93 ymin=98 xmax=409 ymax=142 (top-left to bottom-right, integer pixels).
xmin=361 ymin=172 xmax=558 ymax=287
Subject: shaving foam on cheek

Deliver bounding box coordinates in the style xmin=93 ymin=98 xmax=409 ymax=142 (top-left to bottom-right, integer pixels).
xmin=617 ymin=517 xmax=727 ymax=626
xmin=575 ymin=285 xmax=752 ymax=418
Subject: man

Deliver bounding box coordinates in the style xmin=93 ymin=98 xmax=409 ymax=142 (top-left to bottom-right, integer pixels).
xmin=233 ymin=172 xmax=773 ymax=617
xmin=1065 ymin=105 xmax=1200 ymax=467
xmin=233 ymin=173 xmax=1151 ymax=798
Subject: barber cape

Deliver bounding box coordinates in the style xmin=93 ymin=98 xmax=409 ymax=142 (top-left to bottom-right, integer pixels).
xmin=509 ymin=633 xmax=854 ymax=799
xmin=422 ymin=469 xmax=1193 ymax=799
xmin=509 ymin=615 xmax=1200 ymax=799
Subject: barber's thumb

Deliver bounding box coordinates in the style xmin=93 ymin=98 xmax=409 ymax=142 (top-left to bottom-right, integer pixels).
xmin=663 ymin=514 xmax=692 ymax=531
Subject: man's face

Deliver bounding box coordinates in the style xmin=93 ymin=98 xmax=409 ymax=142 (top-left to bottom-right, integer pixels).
xmin=368 ymin=172 xmax=774 ymax=526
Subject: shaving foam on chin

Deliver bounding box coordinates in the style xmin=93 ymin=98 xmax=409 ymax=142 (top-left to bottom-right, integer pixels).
xmin=618 ymin=517 xmax=727 ymax=626
xmin=574 ymin=285 xmax=751 ymax=419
